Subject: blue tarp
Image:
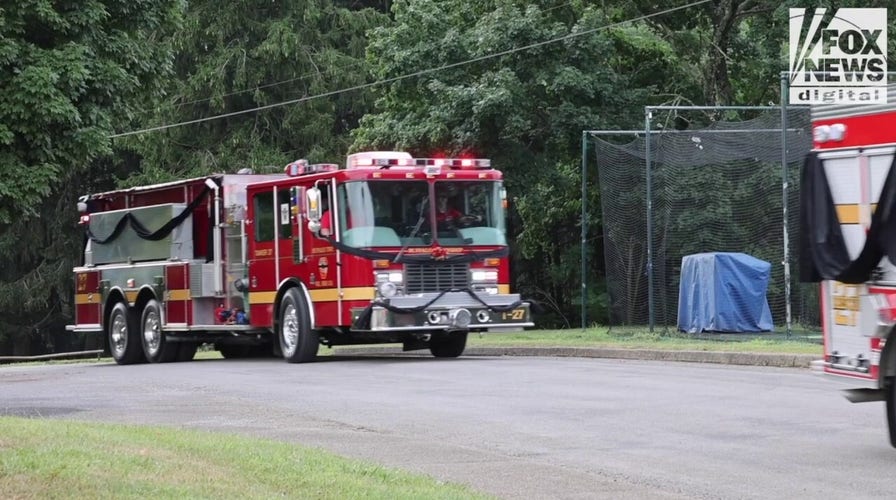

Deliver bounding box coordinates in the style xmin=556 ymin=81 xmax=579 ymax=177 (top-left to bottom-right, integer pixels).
xmin=677 ymin=252 xmax=773 ymax=333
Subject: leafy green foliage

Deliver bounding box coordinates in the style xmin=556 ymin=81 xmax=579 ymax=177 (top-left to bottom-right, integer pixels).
xmin=0 ymin=1 xmax=184 ymax=352
xmin=353 ymin=0 xmax=695 ymax=325
xmin=0 ymin=0 xmax=184 ymax=221
xmin=124 ymin=0 xmax=388 ymax=184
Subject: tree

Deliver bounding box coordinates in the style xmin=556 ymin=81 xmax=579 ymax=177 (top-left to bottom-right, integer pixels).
xmin=352 ymin=0 xmax=698 ymax=325
xmin=122 ymin=0 xmax=388 ymax=184
xmin=0 ymin=1 xmax=185 ymax=354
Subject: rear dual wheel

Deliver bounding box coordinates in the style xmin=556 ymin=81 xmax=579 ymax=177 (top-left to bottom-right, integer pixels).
xmin=108 ymin=302 xmax=143 ymax=365
xmin=141 ymin=300 xmax=178 ymax=363
xmin=109 ymin=299 xmax=190 ymax=364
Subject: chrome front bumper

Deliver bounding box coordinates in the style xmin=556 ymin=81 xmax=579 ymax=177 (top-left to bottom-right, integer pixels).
xmin=352 ymin=291 xmax=534 ymax=332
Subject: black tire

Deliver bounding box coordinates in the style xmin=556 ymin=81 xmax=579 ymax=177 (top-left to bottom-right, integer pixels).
xmin=429 ymin=332 xmax=467 ymax=358
xmin=272 ymin=335 xmax=283 ymax=358
xmin=279 ymin=287 xmax=318 ymax=363
xmin=218 ymin=344 xmax=251 ymax=359
xmin=176 ymin=342 xmax=198 ymax=362
xmin=108 ymin=302 xmax=143 ymax=365
xmin=141 ymin=299 xmax=177 ymax=363
xmin=249 ymin=343 xmax=277 ymax=358
xmin=218 ymin=343 xmax=274 ymax=359
xmin=886 ymin=377 xmax=896 ymax=448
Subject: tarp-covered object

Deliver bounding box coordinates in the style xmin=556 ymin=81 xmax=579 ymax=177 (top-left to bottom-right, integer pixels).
xmin=677 ymin=252 xmax=773 ymax=333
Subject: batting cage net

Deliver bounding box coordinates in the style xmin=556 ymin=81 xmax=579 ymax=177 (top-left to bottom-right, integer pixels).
xmin=592 ymin=107 xmax=817 ymax=332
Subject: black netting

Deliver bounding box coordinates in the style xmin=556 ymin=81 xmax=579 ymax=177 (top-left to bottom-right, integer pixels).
xmin=593 ymin=107 xmax=818 ymax=332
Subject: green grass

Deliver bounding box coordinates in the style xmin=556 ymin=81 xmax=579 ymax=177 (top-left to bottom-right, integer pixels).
xmin=0 ymin=417 xmax=490 ymax=500
xmin=464 ymin=326 xmax=823 ymax=355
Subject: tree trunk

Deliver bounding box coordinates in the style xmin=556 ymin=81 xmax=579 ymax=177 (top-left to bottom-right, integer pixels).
xmin=704 ymin=0 xmax=752 ymax=106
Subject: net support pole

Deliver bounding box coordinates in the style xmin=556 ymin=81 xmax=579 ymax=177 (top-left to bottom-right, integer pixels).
xmin=645 ymin=109 xmax=655 ymax=333
xmin=581 ymin=131 xmax=588 ymax=331
xmin=780 ymin=74 xmax=793 ymax=337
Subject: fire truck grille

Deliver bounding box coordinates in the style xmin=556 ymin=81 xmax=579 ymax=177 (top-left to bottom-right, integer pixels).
xmin=404 ymin=263 xmax=470 ymax=294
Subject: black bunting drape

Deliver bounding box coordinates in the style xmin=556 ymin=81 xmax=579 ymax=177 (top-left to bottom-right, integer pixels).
xmin=87 ymin=186 xmax=212 ymax=244
xmin=800 ymin=152 xmax=896 ymax=283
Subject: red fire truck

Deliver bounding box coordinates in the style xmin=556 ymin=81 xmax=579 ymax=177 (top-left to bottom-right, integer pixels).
xmin=68 ymin=151 xmax=533 ymax=364
xmin=800 ymin=84 xmax=896 ymax=446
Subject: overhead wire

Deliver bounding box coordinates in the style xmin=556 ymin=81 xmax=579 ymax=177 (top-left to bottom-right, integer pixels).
xmin=110 ymin=0 xmax=711 ymax=139
xmin=167 ymin=0 xmax=581 ymax=109
xmin=172 ymin=60 xmax=368 ymax=109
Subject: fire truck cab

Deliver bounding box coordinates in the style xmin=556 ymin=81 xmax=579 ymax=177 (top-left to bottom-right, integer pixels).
xmin=69 ymin=151 xmax=532 ymax=364
xmin=800 ymin=84 xmax=896 ymax=446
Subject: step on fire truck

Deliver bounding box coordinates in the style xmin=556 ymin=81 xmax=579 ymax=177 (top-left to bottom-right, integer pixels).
xmin=68 ymin=151 xmax=533 ymax=364
xmin=800 ymin=84 xmax=896 ymax=446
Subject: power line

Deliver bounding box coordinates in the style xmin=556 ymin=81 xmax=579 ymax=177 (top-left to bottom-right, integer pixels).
xmin=169 ymin=0 xmax=582 ymax=109
xmin=111 ymin=0 xmax=711 ymax=139
xmin=173 ymin=60 xmax=368 ymax=108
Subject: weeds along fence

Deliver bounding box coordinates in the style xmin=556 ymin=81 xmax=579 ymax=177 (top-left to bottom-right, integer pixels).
xmin=585 ymin=105 xmax=816 ymax=333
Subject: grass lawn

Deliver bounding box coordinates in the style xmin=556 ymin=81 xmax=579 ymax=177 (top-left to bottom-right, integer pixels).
xmin=463 ymin=326 xmax=823 ymax=355
xmin=0 ymin=417 xmax=489 ymax=500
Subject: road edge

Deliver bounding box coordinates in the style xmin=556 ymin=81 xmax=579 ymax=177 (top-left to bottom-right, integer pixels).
xmin=332 ymin=346 xmax=818 ymax=368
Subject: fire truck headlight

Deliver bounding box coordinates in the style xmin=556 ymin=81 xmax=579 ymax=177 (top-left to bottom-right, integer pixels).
xmin=376 ymin=271 xmax=403 ymax=283
xmin=377 ymin=281 xmax=398 ymax=298
xmin=375 ymin=271 xmax=403 ymax=298
xmin=471 ymin=269 xmax=498 ymax=283
xmin=471 ymin=269 xmax=499 ymax=295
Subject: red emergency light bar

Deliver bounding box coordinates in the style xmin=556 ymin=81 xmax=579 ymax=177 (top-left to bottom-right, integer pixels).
xmin=285 ymin=160 xmax=340 ymax=177
xmin=348 ymin=157 xmax=491 ymax=169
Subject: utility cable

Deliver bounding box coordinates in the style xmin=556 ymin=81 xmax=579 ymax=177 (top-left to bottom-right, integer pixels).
xmin=111 ymin=0 xmax=711 ymax=139
xmin=169 ymin=0 xmax=581 ymax=109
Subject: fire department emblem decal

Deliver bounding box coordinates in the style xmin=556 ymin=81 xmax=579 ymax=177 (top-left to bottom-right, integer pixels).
xmin=318 ymin=257 xmax=329 ymax=279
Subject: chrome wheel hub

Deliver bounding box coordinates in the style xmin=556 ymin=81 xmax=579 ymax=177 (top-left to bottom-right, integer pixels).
xmin=282 ymin=304 xmax=299 ymax=356
xmin=143 ymin=311 xmax=161 ymax=354
xmin=111 ymin=314 xmax=127 ymax=356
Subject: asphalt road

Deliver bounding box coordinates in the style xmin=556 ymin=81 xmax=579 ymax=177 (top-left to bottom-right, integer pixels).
xmin=3 ymin=355 xmax=896 ymax=499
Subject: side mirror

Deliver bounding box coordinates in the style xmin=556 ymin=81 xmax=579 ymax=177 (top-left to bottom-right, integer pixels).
xmin=306 ymin=187 xmax=321 ymax=233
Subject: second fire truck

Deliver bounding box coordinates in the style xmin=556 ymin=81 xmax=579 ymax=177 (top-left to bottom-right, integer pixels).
xmin=69 ymin=151 xmax=533 ymax=364
xmin=801 ymin=84 xmax=896 ymax=446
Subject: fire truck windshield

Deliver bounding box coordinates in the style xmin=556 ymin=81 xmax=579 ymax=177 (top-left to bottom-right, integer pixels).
xmin=335 ymin=180 xmax=507 ymax=248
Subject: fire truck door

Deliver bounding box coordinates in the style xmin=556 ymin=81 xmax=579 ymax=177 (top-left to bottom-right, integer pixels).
xmin=303 ymin=181 xmax=338 ymax=325
xmin=245 ymin=187 xmax=296 ymax=322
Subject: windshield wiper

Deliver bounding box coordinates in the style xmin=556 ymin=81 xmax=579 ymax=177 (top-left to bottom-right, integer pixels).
xmin=394 ymin=196 xmax=427 ymax=263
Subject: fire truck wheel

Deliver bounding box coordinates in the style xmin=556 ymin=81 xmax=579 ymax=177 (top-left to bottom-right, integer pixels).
xmin=176 ymin=343 xmax=197 ymax=362
xmin=279 ymin=288 xmax=319 ymax=363
xmin=218 ymin=344 xmax=251 ymax=359
xmin=141 ymin=299 xmax=177 ymax=363
xmin=886 ymin=377 xmax=896 ymax=447
xmin=429 ymin=332 xmax=467 ymax=358
xmin=250 ymin=343 xmax=277 ymax=357
xmin=108 ymin=302 xmax=143 ymax=365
